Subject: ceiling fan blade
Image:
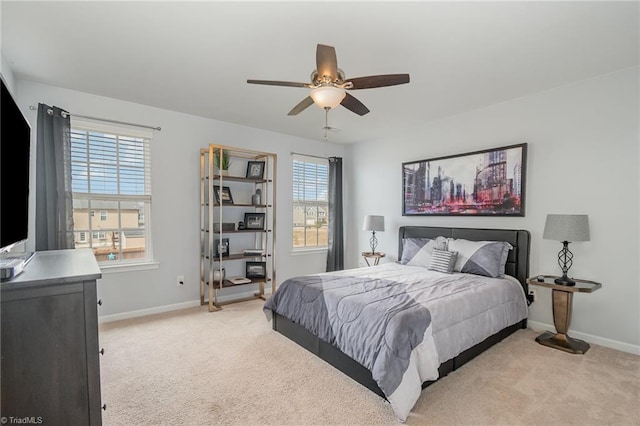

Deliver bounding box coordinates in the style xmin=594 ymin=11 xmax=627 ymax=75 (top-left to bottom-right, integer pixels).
xmin=247 ymin=79 xmax=309 ymax=88
xmin=288 ymin=96 xmax=315 ymax=116
xmin=316 ymin=44 xmax=339 ymax=82
xmin=340 ymin=93 xmax=370 ymax=116
xmin=347 ymin=74 xmax=410 ymax=90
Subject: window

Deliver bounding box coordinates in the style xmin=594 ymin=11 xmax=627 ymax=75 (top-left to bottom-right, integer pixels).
xmin=70 ymin=119 xmax=152 ymax=265
xmin=292 ymin=155 xmax=328 ymax=250
xmin=91 ymin=231 xmax=106 ymax=240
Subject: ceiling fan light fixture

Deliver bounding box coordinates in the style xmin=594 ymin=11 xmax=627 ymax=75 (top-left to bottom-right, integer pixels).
xmin=310 ymin=86 xmax=346 ymax=109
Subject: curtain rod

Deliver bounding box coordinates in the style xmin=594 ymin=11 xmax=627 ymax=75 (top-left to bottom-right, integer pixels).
xmin=290 ymin=151 xmax=332 ymax=160
xmin=29 ymin=105 xmax=161 ymax=131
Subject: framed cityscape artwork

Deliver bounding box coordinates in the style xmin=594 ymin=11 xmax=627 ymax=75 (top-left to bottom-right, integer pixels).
xmin=402 ymin=143 xmax=527 ymax=216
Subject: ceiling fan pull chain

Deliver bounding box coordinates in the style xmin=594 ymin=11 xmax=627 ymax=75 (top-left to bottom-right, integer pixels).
xmin=324 ymin=107 xmax=329 ymax=141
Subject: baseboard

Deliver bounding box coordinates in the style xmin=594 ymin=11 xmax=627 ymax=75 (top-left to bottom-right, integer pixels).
xmin=98 ymin=290 xmax=261 ymax=323
xmin=528 ymin=320 xmax=640 ymax=355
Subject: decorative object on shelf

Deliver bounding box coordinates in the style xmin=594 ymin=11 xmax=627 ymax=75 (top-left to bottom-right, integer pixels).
xmin=246 ymin=261 xmax=267 ymax=278
xmin=244 ymin=212 xmax=266 ymax=230
xmin=213 ymin=186 xmax=234 ymax=205
xmin=246 ymin=161 xmax=265 ymax=179
xmin=362 ymin=215 xmax=384 ymax=254
xmin=215 ymin=238 xmax=230 ymax=257
xmin=543 ymin=214 xmax=590 ymax=286
xmin=237 ymin=221 xmax=245 ymax=230
xmin=251 ymin=188 xmax=262 ymax=206
xmin=227 ymin=276 xmax=252 ymax=285
xmin=213 ymin=148 xmax=231 ymax=175
xmin=213 ymin=267 xmax=225 ymax=283
xmin=243 ymin=249 xmax=265 ymax=256
xmin=402 ymin=143 xmax=527 ymax=216
xmin=213 ymin=222 xmax=235 ymax=232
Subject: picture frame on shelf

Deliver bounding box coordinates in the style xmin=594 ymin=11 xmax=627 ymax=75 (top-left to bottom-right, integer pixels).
xmin=213 ymin=186 xmax=234 ymax=205
xmin=246 ymin=261 xmax=266 ymax=278
xmin=244 ymin=212 xmax=265 ymax=230
xmin=246 ymin=161 xmax=265 ymax=179
xmin=215 ymin=238 xmax=230 ymax=257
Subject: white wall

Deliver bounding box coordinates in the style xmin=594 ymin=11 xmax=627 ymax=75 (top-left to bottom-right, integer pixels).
xmin=1 ymin=54 xmax=16 ymax=91
xmin=16 ymin=80 xmax=346 ymax=318
xmin=347 ymin=67 xmax=640 ymax=352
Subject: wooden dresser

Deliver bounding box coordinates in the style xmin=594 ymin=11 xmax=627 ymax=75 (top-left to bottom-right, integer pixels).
xmin=1 ymin=249 xmax=103 ymax=425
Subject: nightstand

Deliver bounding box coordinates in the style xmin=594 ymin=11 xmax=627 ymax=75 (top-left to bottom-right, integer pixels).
xmin=527 ymin=275 xmax=602 ymax=354
xmin=362 ymin=252 xmax=385 ymax=266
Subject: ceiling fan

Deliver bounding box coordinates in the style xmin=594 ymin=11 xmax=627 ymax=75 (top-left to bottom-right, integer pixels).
xmin=247 ymin=44 xmax=410 ymax=117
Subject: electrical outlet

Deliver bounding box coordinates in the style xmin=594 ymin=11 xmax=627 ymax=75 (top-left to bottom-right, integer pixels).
xmin=177 ymin=275 xmax=184 ymax=286
xmin=528 ymin=289 xmax=536 ymax=302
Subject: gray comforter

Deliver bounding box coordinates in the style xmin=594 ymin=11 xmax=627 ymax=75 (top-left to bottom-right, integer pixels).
xmin=264 ymin=272 xmax=431 ymax=398
xmin=264 ymin=263 xmax=527 ymax=421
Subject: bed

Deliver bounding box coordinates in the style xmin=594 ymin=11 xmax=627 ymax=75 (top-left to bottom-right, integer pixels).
xmin=264 ymin=226 xmax=530 ymax=421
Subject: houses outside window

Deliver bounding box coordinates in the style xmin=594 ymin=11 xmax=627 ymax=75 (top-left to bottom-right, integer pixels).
xmin=292 ymin=155 xmax=328 ymax=250
xmin=70 ymin=119 xmax=153 ymax=265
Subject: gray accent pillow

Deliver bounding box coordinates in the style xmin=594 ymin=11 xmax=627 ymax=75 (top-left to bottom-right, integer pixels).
xmin=428 ymin=249 xmax=458 ymax=273
xmin=447 ymin=238 xmax=512 ymax=278
xmin=400 ymin=237 xmax=448 ymax=267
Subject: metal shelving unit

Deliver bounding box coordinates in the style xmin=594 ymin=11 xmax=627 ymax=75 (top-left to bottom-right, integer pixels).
xmin=200 ymin=144 xmax=277 ymax=312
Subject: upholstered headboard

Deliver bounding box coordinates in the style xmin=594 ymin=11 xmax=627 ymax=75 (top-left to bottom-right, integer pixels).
xmin=398 ymin=226 xmax=531 ymax=294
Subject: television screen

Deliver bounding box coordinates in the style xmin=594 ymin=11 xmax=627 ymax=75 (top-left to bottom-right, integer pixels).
xmin=1 ymin=77 xmax=31 ymax=251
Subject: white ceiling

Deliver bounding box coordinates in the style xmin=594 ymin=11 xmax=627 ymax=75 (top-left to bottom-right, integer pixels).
xmin=2 ymin=1 xmax=638 ymax=143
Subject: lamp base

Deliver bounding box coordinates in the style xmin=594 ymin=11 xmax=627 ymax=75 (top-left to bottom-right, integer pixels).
xmin=554 ymin=275 xmax=576 ymax=286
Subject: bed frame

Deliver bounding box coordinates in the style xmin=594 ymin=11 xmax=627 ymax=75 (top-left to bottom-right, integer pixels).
xmin=272 ymin=226 xmax=531 ymax=399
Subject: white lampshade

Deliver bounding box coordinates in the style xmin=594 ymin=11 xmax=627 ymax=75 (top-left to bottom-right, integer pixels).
xmin=543 ymin=214 xmax=590 ymax=242
xmin=310 ymin=86 xmax=346 ymax=109
xmin=362 ymin=215 xmax=385 ymax=232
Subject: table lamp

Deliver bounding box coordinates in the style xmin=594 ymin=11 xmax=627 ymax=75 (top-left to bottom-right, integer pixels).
xmin=543 ymin=214 xmax=590 ymax=286
xmin=362 ymin=215 xmax=384 ymax=254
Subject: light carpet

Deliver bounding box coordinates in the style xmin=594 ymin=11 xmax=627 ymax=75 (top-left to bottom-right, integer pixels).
xmin=99 ymin=300 xmax=640 ymax=425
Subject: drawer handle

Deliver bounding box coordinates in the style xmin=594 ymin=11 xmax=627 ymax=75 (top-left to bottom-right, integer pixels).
xmin=100 ymin=348 xmax=105 ymax=355
xmin=102 ymin=404 xmax=107 ymax=411
xmin=97 ymin=299 xmax=102 ymax=306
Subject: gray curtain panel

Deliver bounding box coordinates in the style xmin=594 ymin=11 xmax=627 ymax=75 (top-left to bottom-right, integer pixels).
xmin=326 ymin=156 xmax=344 ymax=272
xmin=35 ymin=104 xmax=75 ymax=250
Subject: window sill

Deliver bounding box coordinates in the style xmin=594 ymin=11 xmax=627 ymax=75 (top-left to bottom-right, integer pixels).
xmin=99 ymin=261 xmax=160 ymax=274
xmin=290 ymin=248 xmax=328 ymax=256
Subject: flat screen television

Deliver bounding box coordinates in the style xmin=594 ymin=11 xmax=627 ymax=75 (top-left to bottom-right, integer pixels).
xmin=1 ymin=76 xmax=31 ymax=252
